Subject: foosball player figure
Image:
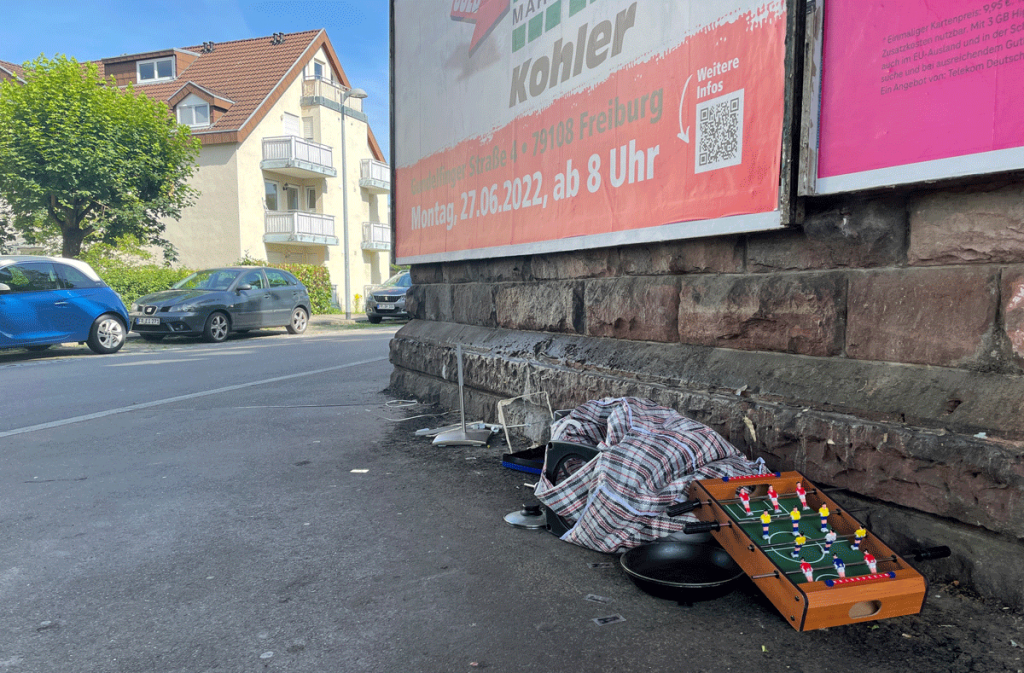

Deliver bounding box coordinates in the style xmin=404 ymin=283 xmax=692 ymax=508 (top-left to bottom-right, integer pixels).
xmin=790 ymin=507 xmax=802 ymax=536
xmin=795 ymin=481 xmax=809 ymax=510
xmin=824 ymin=528 xmax=838 ymax=552
xmin=863 ymin=550 xmax=877 ymax=573
xmin=852 ymin=527 xmax=867 ymax=550
xmin=760 ymin=508 xmax=773 ymax=540
xmin=818 ymin=503 xmax=830 ymax=532
xmin=832 ymin=553 xmax=847 ymax=578
xmin=767 ymin=484 xmax=780 ymax=512
xmin=738 ymin=487 xmax=752 ymax=515
xmin=800 ymin=558 xmax=814 ymax=582
xmin=792 ymin=535 xmax=806 ymax=559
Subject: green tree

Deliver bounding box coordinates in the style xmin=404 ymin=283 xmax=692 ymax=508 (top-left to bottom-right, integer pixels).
xmin=0 ymin=55 xmax=201 ymax=259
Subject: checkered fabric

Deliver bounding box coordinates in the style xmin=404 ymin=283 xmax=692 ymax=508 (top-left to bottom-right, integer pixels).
xmin=534 ymin=397 xmax=764 ymax=553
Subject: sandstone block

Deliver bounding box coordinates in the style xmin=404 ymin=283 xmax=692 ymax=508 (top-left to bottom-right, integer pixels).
xmin=495 ymin=282 xmax=581 ymax=333
xmin=847 ymin=268 xmax=998 ymax=367
xmin=619 ymin=237 xmax=743 ymax=275
xmin=585 ymin=277 xmax=681 ymax=342
xmin=451 ymin=283 xmax=496 ymax=326
xmin=909 ymin=185 xmax=1024 ymax=265
xmin=1003 ymin=266 xmax=1024 ymax=369
xmin=677 ymin=273 xmax=845 ymax=356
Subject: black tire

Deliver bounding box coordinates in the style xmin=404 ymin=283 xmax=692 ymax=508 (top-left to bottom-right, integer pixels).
xmin=367 ymin=315 xmax=382 ymax=324
xmin=141 ymin=334 xmax=165 ymax=342
xmin=286 ymin=307 xmax=309 ymax=334
xmin=86 ymin=314 xmax=126 ymax=354
xmin=202 ymin=312 xmax=230 ymax=343
xmin=26 ymin=345 xmax=52 ymax=352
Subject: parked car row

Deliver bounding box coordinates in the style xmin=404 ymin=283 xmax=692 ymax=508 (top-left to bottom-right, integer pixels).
xmin=0 ymin=257 xmax=315 ymax=356
xmin=1 ymin=256 xmax=413 ymax=357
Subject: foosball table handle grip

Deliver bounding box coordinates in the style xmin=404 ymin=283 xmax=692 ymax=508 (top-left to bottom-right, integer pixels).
xmin=913 ymin=546 xmax=951 ymax=562
xmin=683 ymin=521 xmax=721 ymax=534
xmin=665 ymin=499 xmax=701 ymax=517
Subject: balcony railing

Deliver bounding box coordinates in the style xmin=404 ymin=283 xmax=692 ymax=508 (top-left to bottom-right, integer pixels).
xmin=360 ymin=159 xmax=390 ymax=193
xmin=264 ymin=211 xmax=338 ymax=246
xmin=361 ymin=222 xmax=391 ymax=251
xmin=301 ymin=77 xmax=365 ymax=115
xmin=261 ymin=136 xmax=336 ymax=177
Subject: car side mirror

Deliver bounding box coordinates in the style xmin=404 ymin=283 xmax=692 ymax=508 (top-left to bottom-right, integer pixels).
xmin=236 ymin=283 xmax=252 ymax=292
xmin=0 ymin=283 xmax=10 ymax=293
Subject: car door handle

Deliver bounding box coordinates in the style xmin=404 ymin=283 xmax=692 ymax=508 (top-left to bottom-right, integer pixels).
xmin=53 ymin=301 xmax=69 ymax=307
xmin=263 ymin=294 xmax=272 ymax=299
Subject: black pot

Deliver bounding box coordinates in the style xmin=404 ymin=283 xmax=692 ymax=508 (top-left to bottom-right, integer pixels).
xmin=620 ymin=540 xmax=745 ymax=603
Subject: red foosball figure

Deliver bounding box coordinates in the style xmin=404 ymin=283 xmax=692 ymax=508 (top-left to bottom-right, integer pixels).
xmin=800 ymin=558 xmax=814 ymax=582
xmin=863 ymin=550 xmax=877 ymax=573
xmin=738 ymin=487 xmax=752 ymax=515
xmin=795 ymin=481 xmax=809 ymax=510
xmin=767 ymin=484 xmax=780 ymax=512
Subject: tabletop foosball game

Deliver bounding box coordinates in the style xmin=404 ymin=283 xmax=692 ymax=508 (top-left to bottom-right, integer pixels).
xmin=675 ymin=471 xmax=948 ymax=631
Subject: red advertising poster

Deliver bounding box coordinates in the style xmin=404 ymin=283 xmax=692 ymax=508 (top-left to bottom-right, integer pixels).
xmin=393 ymin=1 xmax=788 ymax=264
xmin=816 ymin=0 xmax=1024 ymax=194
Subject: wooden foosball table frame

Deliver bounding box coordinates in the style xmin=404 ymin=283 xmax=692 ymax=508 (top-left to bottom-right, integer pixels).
xmin=683 ymin=471 xmax=929 ymax=631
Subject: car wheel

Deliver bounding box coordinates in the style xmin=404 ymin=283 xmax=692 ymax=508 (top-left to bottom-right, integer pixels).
xmin=286 ymin=307 xmax=309 ymax=334
xmin=87 ymin=314 xmax=126 ymax=354
xmin=141 ymin=334 xmax=165 ymax=342
xmin=202 ymin=312 xmax=230 ymax=343
xmin=26 ymin=345 xmax=52 ymax=352
xmin=367 ymin=314 xmax=382 ymax=324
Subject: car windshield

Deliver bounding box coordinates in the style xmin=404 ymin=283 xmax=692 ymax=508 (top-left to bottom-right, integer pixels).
xmin=172 ymin=269 xmax=242 ymax=291
xmin=381 ymin=272 xmax=411 ymax=289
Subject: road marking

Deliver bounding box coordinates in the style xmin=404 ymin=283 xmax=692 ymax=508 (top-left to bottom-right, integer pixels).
xmin=0 ymin=356 xmax=388 ymax=439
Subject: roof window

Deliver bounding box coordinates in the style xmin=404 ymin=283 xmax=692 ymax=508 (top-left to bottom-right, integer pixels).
xmin=138 ymin=57 xmax=174 ymax=83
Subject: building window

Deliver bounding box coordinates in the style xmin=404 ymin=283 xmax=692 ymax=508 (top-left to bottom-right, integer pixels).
xmin=137 ymin=57 xmax=174 ymax=82
xmin=265 ymin=181 xmax=279 ymax=211
xmin=307 ymin=187 xmax=317 ymax=212
xmin=286 ymin=186 xmax=299 ymax=211
xmin=177 ymin=102 xmax=210 ymax=128
xmin=313 ymin=60 xmax=326 ymax=80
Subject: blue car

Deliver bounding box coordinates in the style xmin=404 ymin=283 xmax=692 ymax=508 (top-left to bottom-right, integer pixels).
xmin=0 ymin=255 xmax=130 ymax=355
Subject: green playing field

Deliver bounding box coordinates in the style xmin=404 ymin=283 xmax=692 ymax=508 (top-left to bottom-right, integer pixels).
xmin=722 ymin=495 xmax=878 ymax=585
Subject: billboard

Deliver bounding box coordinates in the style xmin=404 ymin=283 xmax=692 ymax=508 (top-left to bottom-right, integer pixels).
xmin=813 ymin=0 xmax=1024 ymax=194
xmin=393 ymin=0 xmax=789 ymax=264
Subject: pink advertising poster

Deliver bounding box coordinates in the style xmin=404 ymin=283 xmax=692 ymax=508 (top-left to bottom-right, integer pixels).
xmin=816 ymin=0 xmax=1024 ymax=194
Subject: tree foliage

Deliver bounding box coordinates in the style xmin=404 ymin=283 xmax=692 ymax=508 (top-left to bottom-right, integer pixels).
xmin=0 ymin=55 xmax=201 ymax=259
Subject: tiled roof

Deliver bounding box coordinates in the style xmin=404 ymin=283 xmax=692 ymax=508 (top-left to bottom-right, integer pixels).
xmin=0 ymin=59 xmax=25 ymax=81
xmin=1 ymin=32 xmax=384 ymax=160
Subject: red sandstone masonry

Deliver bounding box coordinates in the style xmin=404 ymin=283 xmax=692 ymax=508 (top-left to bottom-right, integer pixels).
xmin=585 ymin=277 xmax=680 ymax=342
xmin=677 ymin=273 xmax=845 ymax=356
xmin=618 ymin=237 xmax=743 ymax=275
xmin=909 ymin=185 xmax=1024 ymax=266
xmin=847 ymin=267 xmax=998 ymax=367
xmin=495 ymin=282 xmax=581 ymax=333
xmin=1003 ymin=267 xmax=1024 ymax=369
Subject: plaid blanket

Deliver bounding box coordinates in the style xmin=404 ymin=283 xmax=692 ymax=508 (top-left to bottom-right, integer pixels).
xmin=534 ymin=397 xmax=764 ymax=553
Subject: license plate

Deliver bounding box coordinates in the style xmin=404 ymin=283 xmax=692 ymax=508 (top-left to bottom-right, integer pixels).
xmin=136 ymin=317 xmax=160 ymax=325
xmin=377 ymin=303 xmax=395 ymax=310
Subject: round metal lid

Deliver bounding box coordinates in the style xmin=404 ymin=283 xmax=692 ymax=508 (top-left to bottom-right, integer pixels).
xmin=504 ymin=503 xmax=547 ymax=529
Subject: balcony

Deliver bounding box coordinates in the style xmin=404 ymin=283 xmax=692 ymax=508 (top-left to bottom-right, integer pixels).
xmin=301 ymin=78 xmax=366 ymax=119
xmin=360 ymin=159 xmax=390 ymax=193
xmin=261 ymin=136 xmax=336 ymax=178
xmin=264 ymin=211 xmax=338 ymax=246
xmin=361 ymin=222 xmax=391 ymax=252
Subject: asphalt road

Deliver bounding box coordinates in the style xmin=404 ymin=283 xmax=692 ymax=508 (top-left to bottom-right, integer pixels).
xmin=1 ymin=322 xmax=1021 ymax=673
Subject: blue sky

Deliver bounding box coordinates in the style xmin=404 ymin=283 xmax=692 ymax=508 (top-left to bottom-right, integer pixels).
xmin=0 ymin=0 xmax=391 ymax=157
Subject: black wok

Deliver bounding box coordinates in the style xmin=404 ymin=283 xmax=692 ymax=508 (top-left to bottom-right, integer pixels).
xmin=620 ymin=540 xmax=746 ymax=603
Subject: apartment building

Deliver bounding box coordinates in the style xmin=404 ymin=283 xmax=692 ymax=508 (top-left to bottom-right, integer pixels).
xmin=2 ymin=30 xmax=391 ymax=313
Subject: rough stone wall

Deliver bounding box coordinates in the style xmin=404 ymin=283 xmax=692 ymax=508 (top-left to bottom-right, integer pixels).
xmin=389 ymin=181 xmax=1024 ymax=608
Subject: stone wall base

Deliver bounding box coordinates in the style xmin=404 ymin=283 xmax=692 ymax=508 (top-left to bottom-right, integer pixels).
xmin=389 ymin=320 xmax=1024 ymax=609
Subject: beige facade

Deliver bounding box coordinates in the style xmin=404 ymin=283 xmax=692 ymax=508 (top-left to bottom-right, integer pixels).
xmin=161 ymin=43 xmax=391 ymax=313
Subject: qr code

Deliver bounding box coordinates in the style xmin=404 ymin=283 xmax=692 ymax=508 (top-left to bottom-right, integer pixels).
xmin=695 ymin=89 xmax=744 ymax=174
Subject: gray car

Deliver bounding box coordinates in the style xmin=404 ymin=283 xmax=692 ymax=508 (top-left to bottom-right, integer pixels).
xmin=364 ymin=271 xmax=411 ymax=323
xmin=129 ymin=267 xmax=311 ymax=342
